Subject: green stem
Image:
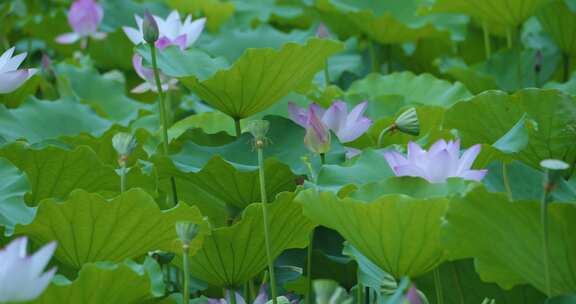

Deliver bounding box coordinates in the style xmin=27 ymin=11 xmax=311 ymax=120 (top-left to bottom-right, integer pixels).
xmin=306 ymin=230 xmax=315 ymax=304
xmin=433 ymin=268 xmax=444 ymax=304
xmin=377 ymin=125 xmax=395 ymax=148
xmin=324 ymin=59 xmax=331 ymax=87
xmin=506 ymin=27 xmax=513 ymax=49
xmin=230 ymin=289 xmax=237 ymax=304
xmin=320 ymin=153 xmax=326 ymax=165
xmin=257 ymin=148 xmax=278 ymax=304
xmin=182 ymin=245 xmax=190 ymax=304
xmin=563 ymin=53 xmax=570 ymax=82
xmin=150 ymin=44 xmax=178 ymax=206
xmin=235 ymin=118 xmax=242 ymax=138
xmin=482 ymin=22 xmax=491 ymax=59
xmin=541 ymin=190 xmax=552 ymax=297
xmin=120 ymin=165 xmax=126 ymax=193
xmin=502 ymin=162 xmax=513 ymax=201
xmin=356 ymin=271 xmax=364 ymax=304
xmin=368 ymin=40 xmax=379 ymax=73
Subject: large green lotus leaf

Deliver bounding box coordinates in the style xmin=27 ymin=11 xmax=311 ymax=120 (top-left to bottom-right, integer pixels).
xmin=350 ymin=177 xmax=471 ymax=202
xmin=442 ymin=186 xmax=576 ymax=296
xmin=430 ymin=0 xmax=554 ymax=30
xmin=181 ymin=38 xmax=343 ymax=119
xmin=168 ymin=111 xmax=237 ymax=140
xmin=33 ymin=262 xmax=164 ymax=304
xmin=166 ymin=0 xmax=235 ymax=32
xmin=136 ymin=45 xmax=229 ymax=80
xmin=234 ymin=0 xmax=305 ymax=23
xmin=444 ymin=89 xmax=576 ymax=169
xmin=0 ymin=97 xmax=112 ymax=144
xmin=153 ymin=155 xmax=297 ymax=225
xmin=346 ymin=72 xmax=472 ymax=108
xmin=17 ymin=189 xmax=206 ymax=270
xmin=537 ymin=0 xmax=576 ymax=56
xmin=415 ymin=260 xmax=546 ymax=304
xmin=297 ymin=189 xmax=448 ymax=279
xmin=56 ymin=63 xmax=146 ymax=124
xmin=188 ymin=191 xmax=315 ymax=287
xmin=0 ymin=158 xmax=34 ymax=230
xmin=0 ymin=143 xmax=155 ymax=205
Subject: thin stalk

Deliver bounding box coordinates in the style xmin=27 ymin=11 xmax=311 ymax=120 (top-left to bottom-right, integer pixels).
xmin=368 ymin=40 xmax=379 ymax=73
xmin=249 ymin=279 xmax=256 ymax=302
xmin=320 ymin=153 xmax=326 ymax=165
xmin=257 ymin=147 xmax=278 ymax=304
xmin=356 ymin=271 xmax=364 ymax=304
xmin=506 ymin=27 xmax=513 ymax=49
xmin=235 ymin=118 xmax=242 ymax=138
xmin=150 ymin=44 xmax=178 ymax=206
xmin=541 ymin=190 xmax=552 ymax=297
xmin=306 ymin=230 xmax=315 ymax=304
xmin=182 ymin=245 xmax=190 ymax=304
xmin=324 ymin=59 xmax=331 ymax=87
xmin=482 ymin=22 xmax=491 ymax=59
xmin=120 ymin=165 xmax=127 ymax=193
xmin=377 ymin=125 xmax=395 ymax=148
xmin=433 ymin=268 xmax=444 ymax=304
xmin=364 ymin=287 xmax=370 ymax=304
xmin=563 ymin=53 xmax=570 ymax=82
xmin=502 ymin=162 xmax=513 ymax=201
xmin=384 ymin=44 xmax=392 ymax=74
xmin=230 ymin=289 xmax=237 ymax=304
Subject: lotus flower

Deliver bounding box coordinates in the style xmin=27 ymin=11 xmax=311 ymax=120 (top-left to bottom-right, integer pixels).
xmin=0 ymin=47 xmax=37 ymax=94
xmin=209 ymin=285 xmax=268 ymax=304
xmin=122 ymin=10 xmax=206 ymax=51
xmin=383 ymin=139 xmax=487 ymax=183
xmin=55 ymin=0 xmax=106 ymax=47
xmin=0 ymin=237 xmax=57 ymax=302
xmin=289 ymin=101 xmax=372 ymax=143
xmin=304 ymin=106 xmax=331 ymax=154
xmin=130 ymin=54 xmax=177 ymax=93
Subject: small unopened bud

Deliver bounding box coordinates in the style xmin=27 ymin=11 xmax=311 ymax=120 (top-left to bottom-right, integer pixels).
xmin=246 ymin=120 xmax=270 ymax=149
xmin=540 ymin=159 xmax=570 ymax=193
xmin=394 ymin=107 xmax=420 ymax=136
xmin=317 ymin=23 xmax=330 ymax=39
xmin=304 ymin=108 xmax=331 ymax=154
xmin=142 ymin=10 xmax=159 ymax=44
xmin=175 ymin=222 xmax=199 ymax=247
xmin=534 ymin=50 xmax=543 ymax=74
xmin=112 ymin=132 xmax=137 ymax=165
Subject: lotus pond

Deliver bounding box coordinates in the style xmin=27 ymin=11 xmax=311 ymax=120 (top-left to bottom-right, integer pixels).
xmin=0 ymin=0 xmax=575 ymax=303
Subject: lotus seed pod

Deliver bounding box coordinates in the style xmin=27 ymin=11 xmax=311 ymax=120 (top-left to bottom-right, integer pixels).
xmin=395 ymin=107 xmax=420 ymax=136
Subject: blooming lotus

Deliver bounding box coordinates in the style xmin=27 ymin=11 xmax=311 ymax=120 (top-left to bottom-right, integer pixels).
xmin=289 ymin=101 xmax=372 ymax=143
xmin=0 ymin=237 xmax=57 ymax=302
xmin=123 ymin=10 xmax=205 ymax=94
xmin=122 ymin=10 xmax=206 ymax=51
xmin=208 ymin=285 xmax=268 ymax=304
xmin=55 ymin=0 xmax=106 ymax=47
xmin=0 ymin=47 xmax=37 ymax=94
xmin=304 ymin=106 xmax=331 ymax=154
xmin=383 ymin=139 xmax=487 ymax=183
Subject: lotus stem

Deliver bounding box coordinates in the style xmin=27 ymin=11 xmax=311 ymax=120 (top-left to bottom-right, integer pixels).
xmin=377 ymin=125 xmax=395 ymax=148
xmin=320 ymin=153 xmax=326 ymax=165
xmin=506 ymin=27 xmax=513 ymax=49
xmin=182 ymin=244 xmax=190 ymax=303
xmin=150 ymin=43 xmax=178 ymax=206
xmin=306 ymin=230 xmax=315 ymax=304
xmin=433 ymin=268 xmax=444 ymax=304
xmin=541 ymin=194 xmax=551 ymax=297
xmin=502 ymin=162 xmax=513 ymax=201
xmin=230 ymin=289 xmax=237 ymax=304
xmin=563 ymin=53 xmax=570 ymax=82
xmin=324 ymin=59 xmax=331 ymax=87
xmin=257 ymin=147 xmax=278 ymax=304
xmin=356 ymin=270 xmax=364 ymax=304
xmin=120 ymin=164 xmax=126 ymax=193
xmin=234 ymin=118 xmax=242 ymax=138
xmin=482 ymin=22 xmax=491 ymax=59
xmin=369 ymin=40 xmax=379 ymax=73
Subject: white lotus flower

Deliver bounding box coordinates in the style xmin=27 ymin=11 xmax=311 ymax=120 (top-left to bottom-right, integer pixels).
xmin=0 ymin=47 xmax=37 ymax=94
xmin=383 ymin=139 xmax=488 ymax=183
xmin=0 ymin=237 xmax=57 ymax=302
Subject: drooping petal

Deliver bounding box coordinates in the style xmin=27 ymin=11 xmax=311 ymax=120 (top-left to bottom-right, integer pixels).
xmin=0 ymin=70 xmax=31 ymax=94
xmin=55 ymin=32 xmax=81 ymax=44
xmin=336 ymin=117 xmax=372 ymax=143
xmin=457 ymin=144 xmax=482 ymax=174
xmin=288 ymin=102 xmax=308 ymax=127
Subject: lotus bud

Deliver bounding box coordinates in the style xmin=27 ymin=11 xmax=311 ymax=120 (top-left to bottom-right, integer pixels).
xmin=246 ymin=120 xmax=270 ymax=149
xmin=534 ymin=50 xmax=543 ymax=74
xmin=175 ymin=221 xmax=199 ymax=247
xmin=112 ymin=132 xmax=137 ymax=166
xmin=142 ymin=10 xmax=159 ymax=44
xmin=304 ymin=107 xmax=331 ymax=154
xmin=395 ymin=107 xmax=420 ymax=136
xmin=317 ymin=23 xmax=330 ymax=39
xmin=540 ymin=159 xmax=570 ymax=193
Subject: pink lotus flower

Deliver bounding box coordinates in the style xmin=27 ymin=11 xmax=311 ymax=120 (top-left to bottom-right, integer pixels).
xmin=304 ymin=106 xmax=331 ymax=154
xmin=208 ymin=285 xmax=268 ymax=304
xmin=122 ymin=10 xmax=206 ymax=51
xmin=0 ymin=47 xmax=37 ymax=94
xmin=0 ymin=237 xmax=57 ymax=302
xmin=383 ymin=139 xmax=487 ymax=183
xmin=123 ymin=10 xmax=205 ymax=94
xmin=289 ymin=101 xmax=372 ymax=143
xmin=55 ymin=0 xmax=106 ymax=47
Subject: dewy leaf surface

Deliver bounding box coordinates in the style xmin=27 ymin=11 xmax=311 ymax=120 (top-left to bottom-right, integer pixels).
xmin=182 ymin=38 xmax=343 ymax=118
xmin=188 ymin=192 xmax=315 ymax=287
xmin=297 ymin=189 xmax=448 ymax=279
xmin=16 ymin=189 xmax=206 ymax=270
xmin=442 ymin=186 xmax=576 ymax=296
